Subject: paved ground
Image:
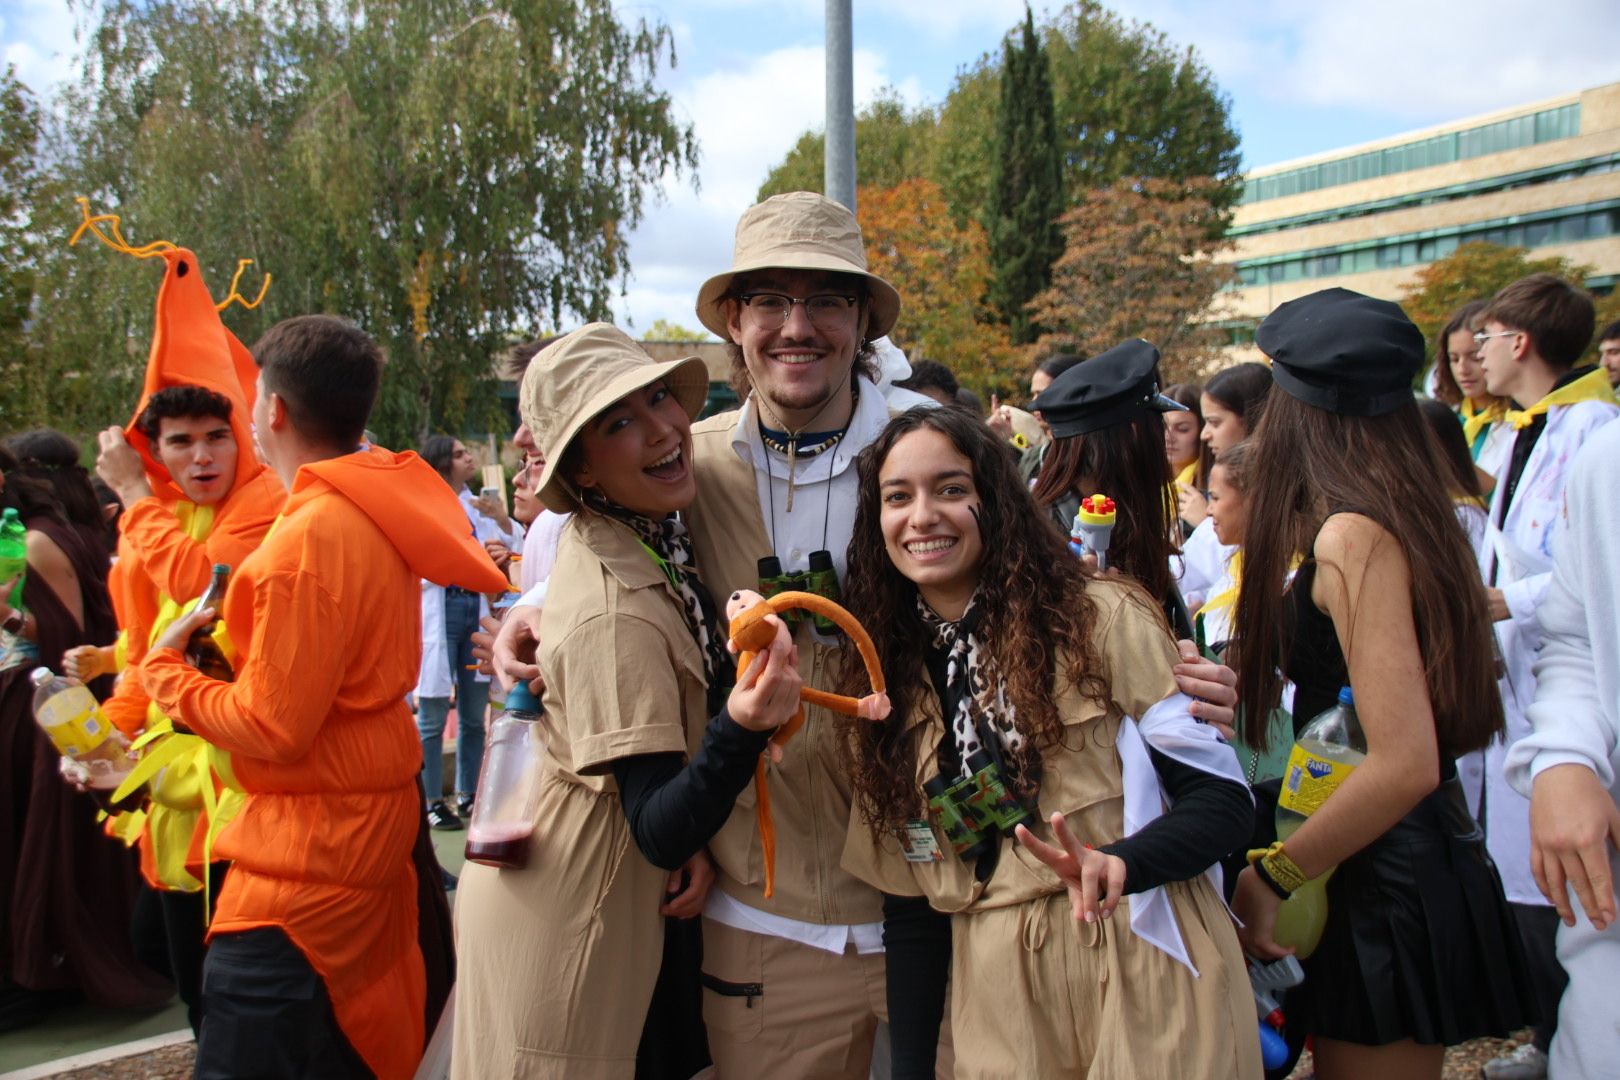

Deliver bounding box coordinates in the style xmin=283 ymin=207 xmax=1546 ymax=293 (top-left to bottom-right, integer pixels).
xmin=0 ymin=825 xmax=468 ymax=1078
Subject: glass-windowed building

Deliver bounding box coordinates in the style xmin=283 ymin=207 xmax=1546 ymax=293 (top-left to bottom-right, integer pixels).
xmin=1220 ymin=81 xmax=1620 ymax=359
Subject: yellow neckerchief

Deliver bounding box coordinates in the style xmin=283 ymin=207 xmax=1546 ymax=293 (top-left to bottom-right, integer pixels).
xmin=1198 ymin=549 xmax=1242 ymax=620
xmin=107 ymin=500 xmax=243 ymax=912
xmin=1459 ymin=397 xmax=1506 ymax=446
xmin=1505 ymin=368 xmax=1618 ymax=429
xmin=1174 ymin=460 xmax=1199 ymax=489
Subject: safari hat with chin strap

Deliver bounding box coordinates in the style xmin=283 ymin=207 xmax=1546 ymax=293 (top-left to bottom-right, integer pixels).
xmin=521 ymin=323 xmax=710 ymax=513
xmin=694 ymin=191 xmax=900 ymax=342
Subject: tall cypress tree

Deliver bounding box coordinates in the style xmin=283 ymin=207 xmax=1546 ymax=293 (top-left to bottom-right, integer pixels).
xmin=988 ymin=7 xmax=1063 ymax=345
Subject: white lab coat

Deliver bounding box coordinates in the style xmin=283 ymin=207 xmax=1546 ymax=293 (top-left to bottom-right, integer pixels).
xmin=1458 ymin=397 xmax=1619 ymax=905
xmin=414 ymin=495 xmax=513 ymax=698
xmin=1503 ymin=421 xmax=1620 ymax=1080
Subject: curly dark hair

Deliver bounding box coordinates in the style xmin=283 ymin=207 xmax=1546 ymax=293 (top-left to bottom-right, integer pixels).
xmin=837 ymin=406 xmax=1115 ymax=836
xmin=134 ymin=385 xmax=234 ymax=446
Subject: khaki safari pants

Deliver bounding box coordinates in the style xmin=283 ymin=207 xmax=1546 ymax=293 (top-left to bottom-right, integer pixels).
xmin=701 ymin=916 xmax=953 ymax=1079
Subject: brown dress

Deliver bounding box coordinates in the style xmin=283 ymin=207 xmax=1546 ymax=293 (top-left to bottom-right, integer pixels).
xmin=0 ymin=515 xmax=172 ymax=1010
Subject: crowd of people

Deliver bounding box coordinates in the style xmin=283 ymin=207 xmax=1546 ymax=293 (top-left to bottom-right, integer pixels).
xmin=1 ymin=189 xmax=1618 ymax=1080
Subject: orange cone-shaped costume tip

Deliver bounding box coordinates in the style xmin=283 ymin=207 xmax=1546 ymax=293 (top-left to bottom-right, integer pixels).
xmin=70 ymin=200 xmax=266 ymax=501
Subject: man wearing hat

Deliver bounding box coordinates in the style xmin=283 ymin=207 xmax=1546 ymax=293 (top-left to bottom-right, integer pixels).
xmin=683 ymin=195 xmax=1238 ymax=1077
xmin=683 ymin=191 xmax=920 ymax=1078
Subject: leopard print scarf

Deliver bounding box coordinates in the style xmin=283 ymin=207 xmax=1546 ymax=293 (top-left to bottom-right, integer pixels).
xmin=918 ymin=594 xmax=1024 ymax=780
xmin=581 ymin=490 xmax=733 ymax=694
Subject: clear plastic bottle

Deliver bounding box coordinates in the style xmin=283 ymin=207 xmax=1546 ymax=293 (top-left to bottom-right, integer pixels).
xmin=1272 ymin=686 xmax=1366 ymax=957
xmin=185 ymin=564 xmax=234 ymax=682
xmin=30 ymin=667 xmax=134 ymax=790
xmin=464 ymin=682 xmax=547 ymax=869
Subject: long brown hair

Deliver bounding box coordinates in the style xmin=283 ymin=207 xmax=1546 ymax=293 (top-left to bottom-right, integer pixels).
xmin=1163 ymin=382 xmax=1211 ymax=488
xmin=1233 ymin=391 xmax=1503 ymax=755
xmin=1030 ymin=414 xmax=1177 ymax=603
xmin=838 ymin=407 xmax=1113 ymax=833
xmin=1430 ymin=300 xmax=1500 ymax=409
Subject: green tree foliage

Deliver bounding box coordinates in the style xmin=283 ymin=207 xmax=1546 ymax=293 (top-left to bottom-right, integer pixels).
xmin=16 ymin=0 xmax=696 ymax=447
xmin=857 ymin=178 xmax=1016 ymax=394
xmin=0 ymin=68 xmax=44 ymax=433
xmin=1398 ymin=242 xmax=1619 ymax=364
xmin=930 ymin=1 xmax=1240 ymax=229
xmin=987 ymin=8 xmax=1062 ymax=345
xmin=756 ymin=89 xmax=937 ymax=202
xmin=1027 ymin=178 xmax=1236 ymax=381
xmin=641 ymin=319 xmax=710 ymax=342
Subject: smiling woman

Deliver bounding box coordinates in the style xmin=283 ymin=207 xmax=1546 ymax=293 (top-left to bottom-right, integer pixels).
xmin=451 ymin=323 xmax=805 ymax=1080
xmin=837 ymin=405 xmax=1259 ymax=1079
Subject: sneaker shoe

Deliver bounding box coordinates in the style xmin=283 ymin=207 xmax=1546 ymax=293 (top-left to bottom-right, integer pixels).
xmin=456 ymin=792 xmax=475 ymax=817
xmin=1481 ymin=1042 xmax=1548 ymax=1080
xmin=427 ymin=800 xmax=463 ymax=831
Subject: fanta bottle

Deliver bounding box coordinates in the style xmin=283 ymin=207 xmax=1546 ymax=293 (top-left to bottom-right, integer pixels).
xmin=30 ymin=667 xmax=134 ymax=790
xmin=1272 ymin=687 xmax=1365 ymax=957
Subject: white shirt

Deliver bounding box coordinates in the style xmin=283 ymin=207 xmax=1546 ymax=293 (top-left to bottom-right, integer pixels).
xmin=459 ymin=487 xmax=525 ymax=548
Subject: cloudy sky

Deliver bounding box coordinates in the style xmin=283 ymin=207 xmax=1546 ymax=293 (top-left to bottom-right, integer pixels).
xmin=4 ymin=0 xmax=1617 ymax=336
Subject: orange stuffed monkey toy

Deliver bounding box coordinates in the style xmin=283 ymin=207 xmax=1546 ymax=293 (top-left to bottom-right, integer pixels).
xmin=725 ymin=589 xmax=890 ymax=898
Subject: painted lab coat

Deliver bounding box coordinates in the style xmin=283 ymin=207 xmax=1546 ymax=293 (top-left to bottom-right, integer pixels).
xmin=1458 ymin=398 xmax=1618 ymax=905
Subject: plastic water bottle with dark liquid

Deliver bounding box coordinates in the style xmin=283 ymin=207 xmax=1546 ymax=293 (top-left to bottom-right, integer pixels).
xmin=1272 ymin=686 xmax=1366 ymax=957
xmin=185 ymin=564 xmax=234 ymax=681
xmin=465 ymin=681 xmax=547 ymax=869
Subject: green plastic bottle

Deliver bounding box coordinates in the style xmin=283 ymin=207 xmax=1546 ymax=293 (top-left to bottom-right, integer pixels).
xmin=1272 ymin=686 xmax=1366 ymax=957
xmin=0 ymin=508 xmax=26 ymax=611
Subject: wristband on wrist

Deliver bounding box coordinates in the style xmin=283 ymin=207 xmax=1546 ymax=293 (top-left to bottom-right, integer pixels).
xmin=1246 ymin=841 xmax=1308 ymax=896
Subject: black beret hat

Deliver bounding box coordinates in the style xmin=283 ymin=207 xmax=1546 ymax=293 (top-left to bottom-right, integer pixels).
xmin=1256 ymin=288 xmax=1423 ymax=417
xmin=1031 ymin=338 xmax=1187 ymax=438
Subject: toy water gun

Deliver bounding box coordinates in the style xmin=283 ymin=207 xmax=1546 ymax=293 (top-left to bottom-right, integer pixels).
xmin=1250 ymin=955 xmax=1304 ymax=1072
xmin=1068 ymin=494 xmax=1117 ymax=571
xmin=726 ymin=589 xmax=890 ymax=898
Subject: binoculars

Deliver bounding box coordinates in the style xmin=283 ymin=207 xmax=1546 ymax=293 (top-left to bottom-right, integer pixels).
xmin=757 ymin=552 xmax=841 ymax=634
xmin=923 ymin=749 xmax=1032 ymax=861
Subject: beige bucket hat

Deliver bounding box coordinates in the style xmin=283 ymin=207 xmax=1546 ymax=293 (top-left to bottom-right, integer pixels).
xmin=521 ymin=322 xmax=710 ymax=513
xmin=695 ymin=191 xmax=900 ymax=342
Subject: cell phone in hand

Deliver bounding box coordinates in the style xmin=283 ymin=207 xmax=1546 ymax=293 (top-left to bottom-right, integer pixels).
xmin=480 ymin=486 xmax=500 ymax=501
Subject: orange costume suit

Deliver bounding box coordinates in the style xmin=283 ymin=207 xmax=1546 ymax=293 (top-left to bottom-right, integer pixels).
xmin=142 ymin=447 xmax=508 ymax=1080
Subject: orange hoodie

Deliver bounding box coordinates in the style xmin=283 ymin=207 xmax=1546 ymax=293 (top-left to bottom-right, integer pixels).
xmin=141 ymin=446 xmax=507 ymax=1080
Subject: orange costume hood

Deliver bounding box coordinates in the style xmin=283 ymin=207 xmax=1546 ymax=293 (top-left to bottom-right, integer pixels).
xmin=70 ymin=200 xmax=270 ymax=508
xmin=288 ymin=447 xmax=510 ymax=593
xmin=122 ymin=246 xmax=265 ymax=503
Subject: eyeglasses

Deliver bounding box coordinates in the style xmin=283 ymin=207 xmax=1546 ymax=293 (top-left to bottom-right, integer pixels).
xmin=737 ymin=292 xmax=860 ymax=329
xmin=1473 ymin=329 xmax=1521 ymax=347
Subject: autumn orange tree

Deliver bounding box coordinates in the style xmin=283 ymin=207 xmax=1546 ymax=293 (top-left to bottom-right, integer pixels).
xmin=857 ymin=178 xmax=1020 ymax=395
xmin=1027 ymin=177 xmax=1235 ymax=380
xmin=1400 ymin=242 xmax=1620 ymax=365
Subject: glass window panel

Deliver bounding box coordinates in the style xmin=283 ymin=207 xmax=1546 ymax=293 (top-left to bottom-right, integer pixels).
xmin=1524 ymin=221 xmax=1553 ymax=247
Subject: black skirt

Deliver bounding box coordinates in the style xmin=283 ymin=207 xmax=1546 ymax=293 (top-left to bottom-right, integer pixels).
xmin=1293 ymin=768 xmax=1537 ymax=1046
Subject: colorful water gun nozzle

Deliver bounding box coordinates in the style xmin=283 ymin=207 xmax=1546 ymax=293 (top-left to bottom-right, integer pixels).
xmin=1068 ymin=494 xmax=1117 ymax=571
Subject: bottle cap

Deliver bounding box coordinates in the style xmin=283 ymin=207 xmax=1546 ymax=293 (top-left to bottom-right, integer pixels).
xmin=212 ymin=563 xmax=230 ymax=574
xmin=1337 ymin=686 xmax=1354 ymax=706
xmin=29 ymin=666 xmax=52 ymax=687
xmin=506 ymin=681 xmax=541 ymax=713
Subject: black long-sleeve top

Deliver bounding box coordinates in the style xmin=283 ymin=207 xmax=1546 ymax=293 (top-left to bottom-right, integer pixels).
xmin=883 ymin=746 xmax=1253 ymax=1077
xmin=609 ymin=708 xmax=771 ymax=871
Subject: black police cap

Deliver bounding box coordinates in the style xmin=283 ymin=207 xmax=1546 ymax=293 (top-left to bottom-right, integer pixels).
xmin=1031 ymin=338 xmax=1187 ymax=438
xmin=1256 ymin=288 xmax=1423 ymax=417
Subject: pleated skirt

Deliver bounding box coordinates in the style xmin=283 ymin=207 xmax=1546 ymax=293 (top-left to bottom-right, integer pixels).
xmin=1294 ymin=770 xmax=1537 ymax=1046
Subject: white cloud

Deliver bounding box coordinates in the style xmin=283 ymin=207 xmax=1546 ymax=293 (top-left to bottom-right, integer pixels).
xmin=612 ymin=41 xmax=913 ymax=333
xmin=0 ymin=0 xmax=79 ymax=98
